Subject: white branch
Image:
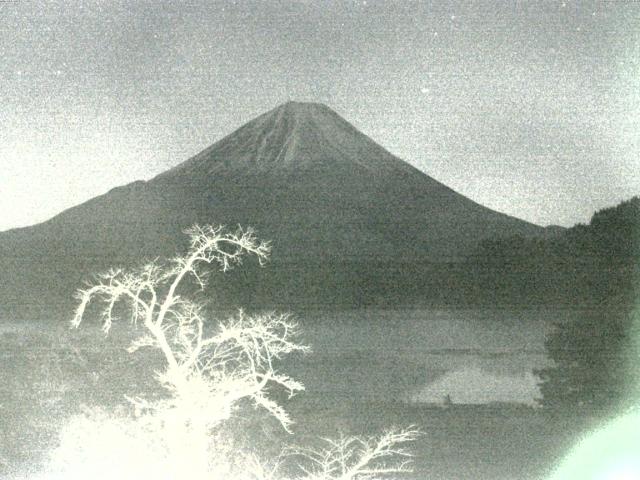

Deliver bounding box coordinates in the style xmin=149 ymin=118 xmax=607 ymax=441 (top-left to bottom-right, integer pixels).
xmin=292 ymin=427 xmax=421 ymax=480
xmin=71 ymin=224 xmax=307 ymax=435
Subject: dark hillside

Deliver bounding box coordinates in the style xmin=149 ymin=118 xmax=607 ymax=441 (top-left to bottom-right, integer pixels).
xmin=464 ymin=197 xmax=639 ymax=306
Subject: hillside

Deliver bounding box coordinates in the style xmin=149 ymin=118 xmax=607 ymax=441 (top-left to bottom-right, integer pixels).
xmin=465 ymin=197 xmax=640 ymax=305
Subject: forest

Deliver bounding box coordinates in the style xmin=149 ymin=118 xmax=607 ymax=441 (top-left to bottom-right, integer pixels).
xmin=470 ymin=197 xmax=640 ymax=411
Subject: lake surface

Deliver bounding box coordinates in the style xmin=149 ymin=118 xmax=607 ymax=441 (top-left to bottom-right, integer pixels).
xmin=290 ymin=308 xmax=568 ymax=405
xmin=0 ymin=307 xmax=589 ymax=479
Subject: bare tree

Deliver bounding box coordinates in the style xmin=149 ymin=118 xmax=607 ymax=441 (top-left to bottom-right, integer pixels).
xmin=290 ymin=428 xmax=421 ymax=480
xmin=64 ymin=224 xmax=420 ymax=480
xmin=72 ymin=225 xmax=307 ymax=430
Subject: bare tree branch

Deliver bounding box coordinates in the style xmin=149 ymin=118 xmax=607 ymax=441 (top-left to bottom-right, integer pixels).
xmin=290 ymin=427 xmax=421 ymax=480
xmin=71 ymin=225 xmax=303 ymax=433
xmin=67 ymin=223 xmax=419 ymax=480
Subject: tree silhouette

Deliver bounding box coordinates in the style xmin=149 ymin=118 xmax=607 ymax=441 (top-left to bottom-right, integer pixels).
xmin=52 ymin=224 xmax=419 ymax=480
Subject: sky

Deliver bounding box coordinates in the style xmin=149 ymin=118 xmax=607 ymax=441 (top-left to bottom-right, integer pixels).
xmin=1 ymin=0 xmax=639 ymax=231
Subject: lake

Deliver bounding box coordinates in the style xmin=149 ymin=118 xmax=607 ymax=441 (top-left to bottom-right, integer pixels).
xmin=0 ymin=307 xmax=594 ymax=479
xmin=291 ymin=308 xmax=561 ymax=405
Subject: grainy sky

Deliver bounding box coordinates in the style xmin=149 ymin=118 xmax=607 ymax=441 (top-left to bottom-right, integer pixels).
xmin=1 ymin=0 xmax=639 ymax=231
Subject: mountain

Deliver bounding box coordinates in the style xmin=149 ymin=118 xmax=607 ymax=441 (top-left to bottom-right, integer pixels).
xmin=0 ymin=102 xmax=546 ymax=316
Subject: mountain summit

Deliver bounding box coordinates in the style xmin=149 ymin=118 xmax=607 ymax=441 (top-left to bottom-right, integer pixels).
xmin=161 ymin=101 xmax=418 ymax=176
xmin=1 ymin=102 xmax=544 ymax=314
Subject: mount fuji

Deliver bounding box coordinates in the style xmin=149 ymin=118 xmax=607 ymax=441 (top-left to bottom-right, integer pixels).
xmin=0 ymin=102 xmax=544 ymax=315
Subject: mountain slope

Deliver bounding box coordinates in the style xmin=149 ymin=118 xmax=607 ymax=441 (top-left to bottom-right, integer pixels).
xmin=0 ymin=102 xmax=545 ymax=316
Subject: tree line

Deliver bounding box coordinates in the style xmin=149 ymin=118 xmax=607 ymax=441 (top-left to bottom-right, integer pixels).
xmin=470 ymin=197 xmax=640 ymax=410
